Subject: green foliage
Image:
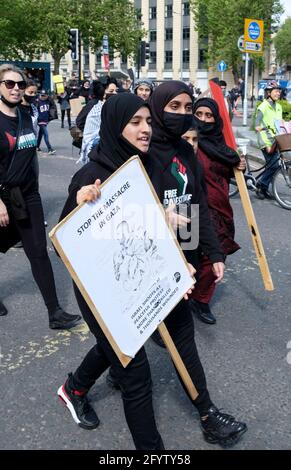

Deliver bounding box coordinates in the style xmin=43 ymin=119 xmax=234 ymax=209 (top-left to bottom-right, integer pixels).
xmin=0 ymin=0 xmax=142 ymax=72
xmin=280 ymin=100 xmax=291 ymax=121
xmin=190 ymin=0 xmax=283 ymax=76
xmin=274 ymin=18 xmax=291 ymax=65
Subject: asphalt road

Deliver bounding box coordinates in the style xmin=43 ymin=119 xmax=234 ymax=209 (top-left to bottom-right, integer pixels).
xmin=1 ymin=119 xmax=290 ymax=451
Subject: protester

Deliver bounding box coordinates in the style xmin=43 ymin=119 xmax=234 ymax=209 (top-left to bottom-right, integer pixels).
xmin=133 ymin=79 xmax=153 ymax=101
xmin=57 ymin=91 xmax=247 ymax=450
xmin=182 ymin=124 xmax=199 ymax=153
xmin=79 ymin=80 xmax=91 ymax=104
xmin=36 ymin=90 xmax=56 ymax=154
xmin=19 ymin=79 xmax=39 ymax=134
xmin=219 ymin=80 xmax=233 ymax=121
xmin=57 ymin=89 xmax=71 ymax=128
xmin=0 ymin=64 xmax=81 ymax=330
xmin=75 ymin=81 xmax=106 ymax=132
xmin=188 ymin=97 xmax=245 ymax=325
xmin=255 ymin=80 xmax=282 ymax=199
xmin=77 ymin=78 xmax=118 ymax=165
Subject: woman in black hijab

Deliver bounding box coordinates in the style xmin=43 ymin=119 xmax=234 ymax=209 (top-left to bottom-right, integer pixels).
xmin=189 ymin=97 xmax=245 ymax=325
xmin=147 ymin=81 xmax=246 ymax=448
xmin=57 ymin=93 xmax=165 ymax=450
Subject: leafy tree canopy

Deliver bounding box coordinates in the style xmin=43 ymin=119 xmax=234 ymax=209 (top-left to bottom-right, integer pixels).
xmin=190 ymin=0 xmax=283 ymax=75
xmin=274 ymin=18 xmax=291 ymax=65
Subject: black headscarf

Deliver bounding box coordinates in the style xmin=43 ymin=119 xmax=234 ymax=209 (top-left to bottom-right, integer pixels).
xmin=148 ymin=81 xmax=193 ymax=164
xmin=90 ymin=93 xmax=150 ymax=169
xmin=193 ymin=97 xmax=240 ymax=166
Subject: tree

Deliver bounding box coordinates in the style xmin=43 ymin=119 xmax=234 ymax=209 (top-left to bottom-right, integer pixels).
xmin=0 ymin=0 xmax=143 ymax=74
xmin=190 ymin=0 xmax=283 ymax=80
xmin=274 ymin=18 xmax=291 ymax=65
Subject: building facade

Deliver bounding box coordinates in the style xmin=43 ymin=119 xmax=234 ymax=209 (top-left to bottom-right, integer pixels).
xmin=134 ymin=0 xmax=209 ymax=90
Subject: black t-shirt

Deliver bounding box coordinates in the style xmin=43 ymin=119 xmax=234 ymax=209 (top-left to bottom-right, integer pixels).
xmin=0 ymin=108 xmax=37 ymax=190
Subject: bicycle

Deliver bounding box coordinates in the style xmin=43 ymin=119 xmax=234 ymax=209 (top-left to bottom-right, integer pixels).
xmin=229 ymin=135 xmax=291 ymax=210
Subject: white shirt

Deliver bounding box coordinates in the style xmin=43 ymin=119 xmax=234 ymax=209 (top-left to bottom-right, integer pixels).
xmin=77 ymin=100 xmax=103 ymax=165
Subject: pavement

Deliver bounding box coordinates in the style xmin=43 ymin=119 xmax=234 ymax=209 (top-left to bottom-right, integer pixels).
xmin=231 ymin=105 xmax=264 ymax=164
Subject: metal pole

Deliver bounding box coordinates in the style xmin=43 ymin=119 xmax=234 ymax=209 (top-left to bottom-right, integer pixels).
xmin=222 ymin=70 xmax=224 ymax=81
xmin=78 ymin=33 xmax=82 ymax=82
xmin=243 ymin=52 xmax=249 ymax=126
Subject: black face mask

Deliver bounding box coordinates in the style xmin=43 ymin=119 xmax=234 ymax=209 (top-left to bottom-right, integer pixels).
xmin=1 ymin=95 xmax=22 ymax=108
xmin=23 ymin=94 xmax=36 ymax=104
xmin=163 ymin=112 xmax=193 ymax=137
xmin=193 ymin=115 xmax=216 ymax=135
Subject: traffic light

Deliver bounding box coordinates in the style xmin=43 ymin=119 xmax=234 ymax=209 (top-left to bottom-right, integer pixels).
xmin=140 ymin=41 xmax=150 ymax=66
xmin=68 ymin=28 xmax=79 ymax=61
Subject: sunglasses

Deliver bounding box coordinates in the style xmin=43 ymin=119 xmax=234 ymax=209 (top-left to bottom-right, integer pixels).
xmin=0 ymin=80 xmax=26 ymax=90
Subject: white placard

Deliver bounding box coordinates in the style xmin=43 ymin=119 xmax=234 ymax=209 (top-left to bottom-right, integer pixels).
xmin=50 ymin=157 xmax=193 ymax=360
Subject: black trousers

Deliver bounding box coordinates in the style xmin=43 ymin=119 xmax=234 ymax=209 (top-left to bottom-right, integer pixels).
xmin=61 ymin=109 xmax=71 ymax=127
xmin=72 ymin=283 xmax=213 ymax=450
xmin=8 ymin=190 xmax=59 ymax=314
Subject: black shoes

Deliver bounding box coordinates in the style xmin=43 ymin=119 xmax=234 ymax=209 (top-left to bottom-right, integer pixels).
xmin=0 ymin=300 xmax=8 ymax=316
xmin=189 ymin=299 xmax=216 ymax=325
xmin=151 ymin=329 xmax=166 ymax=348
xmin=255 ymin=185 xmax=273 ymax=200
xmin=58 ymin=373 xmax=100 ymax=430
xmin=49 ymin=307 xmax=81 ymax=330
xmin=201 ymin=405 xmax=247 ymax=448
xmin=106 ymin=367 xmax=121 ymax=390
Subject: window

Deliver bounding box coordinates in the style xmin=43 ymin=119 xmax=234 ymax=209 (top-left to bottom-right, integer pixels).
xmin=183 ymin=27 xmax=190 ymax=39
xmin=165 ymin=5 xmax=173 ymax=18
xmin=95 ymin=51 xmax=102 ymax=68
xmin=150 ymin=30 xmax=157 ymax=42
xmin=149 ymin=51 xmax=157 ymax=64
xmin=182 ymin=2 xmax=190 ymax=16
xmin=149 ymin=6 xmax=156 ymax=19
xmin=165 ymin=28 xmax=173 ymax=40
xmin=183 ymin=50 xmax=190 ymax=63
xmin=165 ymin=50 xmax=173 ymax=63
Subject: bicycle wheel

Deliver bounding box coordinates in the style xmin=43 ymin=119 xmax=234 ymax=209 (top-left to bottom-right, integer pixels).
xmin=229 ymin=178 xmax=239 ymax=197
xmin=272 ymin=164 xmax=291 ymax=210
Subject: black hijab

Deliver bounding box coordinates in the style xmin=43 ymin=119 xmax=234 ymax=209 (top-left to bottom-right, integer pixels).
xmin=148 ymin=81 xmax=193 ymax=164
xmin=193 ymin=97 xmax=240 ymax=166
xmin=90 ymin=93 xmax=150 ymax=170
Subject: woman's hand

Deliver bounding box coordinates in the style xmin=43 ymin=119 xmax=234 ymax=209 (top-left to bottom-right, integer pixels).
xmin=165 ymin=203 xmax=190 ymax=230
xmin=0 ymin=198 xmax=9 ymax=227
xmin=212 ymin=262 xmax=225 ymax=283
xmin=184 ymin=263 xmax=196 ymax=300
xmin=76 ymin=179 xmax=101 ymax=205
xmin=236 ymin=155 xmax=246 ymax=171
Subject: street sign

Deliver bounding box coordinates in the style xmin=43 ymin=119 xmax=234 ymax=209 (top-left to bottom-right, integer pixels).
xmin=237 ymin=35 xmax=245 ymax=52
xmin=217 ymin=60 xmax=227 ymax=72
xmin=244 ymin=18 xmax=264 ymax=54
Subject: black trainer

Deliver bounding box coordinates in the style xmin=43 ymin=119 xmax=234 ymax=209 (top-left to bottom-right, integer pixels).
xmin=0 ymin=300 xmax=8 ymax=316
xmin=49 ymin=307 xmax=81 ymax=330
xmin=201 ymin=405 xmax=247 ymax=448
xmin=189 ymin=299 xmax=216 ymax=325
xmin=57 ymin=373 xmax=100 ymax=430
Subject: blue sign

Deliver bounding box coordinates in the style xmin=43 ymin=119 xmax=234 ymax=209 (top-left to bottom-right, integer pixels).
xmin=248 ymin=22 xmax=260 ymax=40
xmin=102 ymin=35 xmax=109 ymax=55
xmin=217 ymin=60 xmax=227 ymax=72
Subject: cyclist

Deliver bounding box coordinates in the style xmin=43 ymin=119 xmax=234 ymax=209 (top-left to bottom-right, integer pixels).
xmin=255 ymin=80 xmax=282 ymax=199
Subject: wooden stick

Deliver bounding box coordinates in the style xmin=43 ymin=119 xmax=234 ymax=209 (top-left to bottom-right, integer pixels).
xmin=209 ymin=79 xmax=274 ymax=291
xmin=233 ymin=169 xmax=274 ymax=291
xmin=158 ymin=322 xmax=198 ymax=400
